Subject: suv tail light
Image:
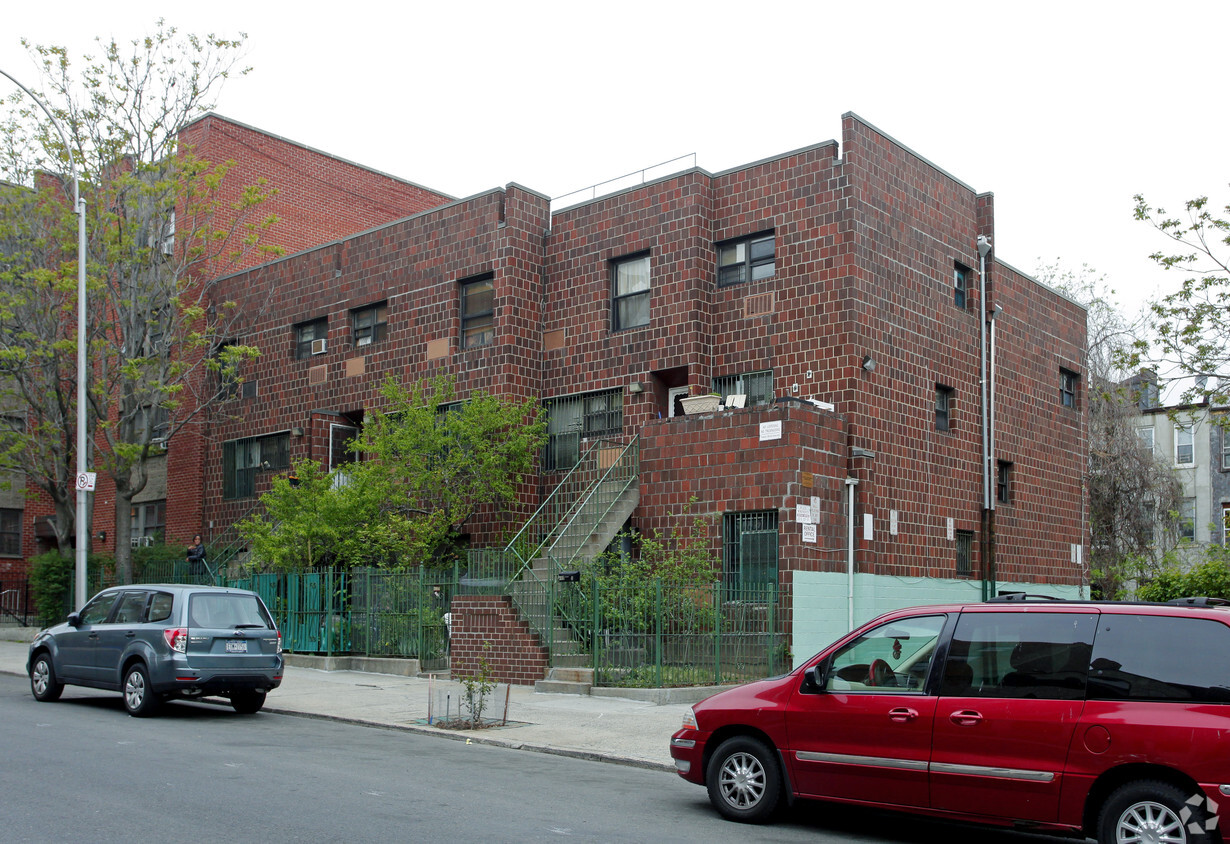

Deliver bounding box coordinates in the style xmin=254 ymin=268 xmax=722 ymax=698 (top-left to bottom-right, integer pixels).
xmin=276 ymin=630 xmax=282 ymax=654
xmin=163 ymin=627 xmax=187 ymax=653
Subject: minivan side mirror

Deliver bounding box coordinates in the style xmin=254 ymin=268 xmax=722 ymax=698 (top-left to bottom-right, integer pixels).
xmin=802 ymin=662 xmax=829 ymax=693
xmin=66 ymin=612 xmax=81 ymax=628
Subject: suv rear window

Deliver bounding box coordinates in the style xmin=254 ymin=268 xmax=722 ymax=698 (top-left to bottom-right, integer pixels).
xmin=942 ymin=612 xmax=1096 ymax=700
xmin=188 ymin=593 xmax=273 ymax=629
xmin=1088 ymin=614 xmax=1230 ymax=703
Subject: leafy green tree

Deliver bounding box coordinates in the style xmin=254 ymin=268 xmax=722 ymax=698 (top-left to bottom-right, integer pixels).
xmin=239 ymin=375 xmax=546 ymax=571
xmin=0 ymin=22 xmax=279 ymax=577
xmin=1132 ymin=190 xmax=1230 ymax=405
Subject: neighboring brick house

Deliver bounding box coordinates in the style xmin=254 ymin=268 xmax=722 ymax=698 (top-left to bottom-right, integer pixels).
xmin=1 ymin=114 xmax=453 ymax=575
xmin=200 ymin=112 xmax=1087 ymax=667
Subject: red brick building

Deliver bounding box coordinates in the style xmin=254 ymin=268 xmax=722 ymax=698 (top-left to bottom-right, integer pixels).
xmin=4 ymin=112 xmax=1087 ymax=665
xmin=202 ymin=112 xmax=1087 ymax=660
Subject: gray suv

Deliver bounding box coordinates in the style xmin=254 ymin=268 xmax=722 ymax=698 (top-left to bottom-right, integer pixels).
xmin=27 ymin=584 xmax=283 ymax=716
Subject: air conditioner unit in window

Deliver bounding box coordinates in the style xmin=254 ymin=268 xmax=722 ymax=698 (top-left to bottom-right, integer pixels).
xmin=311 ymin=338 xmax=328 ymax=355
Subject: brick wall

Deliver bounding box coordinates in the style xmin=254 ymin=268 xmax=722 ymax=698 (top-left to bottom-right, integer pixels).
xmin=449 ymin=595 xmax=549 ymax=686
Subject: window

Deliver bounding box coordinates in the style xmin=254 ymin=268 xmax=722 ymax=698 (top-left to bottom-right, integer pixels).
xmin=214 ymin=342 xmax=256 ymax=400
xmin=1060 ymin=369 xmax=1078 ymax=409
xmin=222 ymin=432 xmax=290 ymax=499
xmin=130 ymin=501 xmax=166 ymax=543
xmin=717 ymin=233 xmax=775 ymax=287
xmin=0 ymin=508 xmax=20 ymax=556
xmin=1179 ymin=498 xmax=1196 ymax=542
xmin=148 ymin=591 xmax=174 ymax=623
xmin=612 ymin=254 xmax=650 ymax=331
xmin=1224 ymin=504 xmax=1230 ymax=545
xmin=722 ymin=511 xmax=778 ymax=598
xmin=940 ymin=612 xmax=1096 ymax=700
xmin=1088 ymin=615 xmax=1230 ymax=703
xmin=112 ymin=591 xmax=151 ymax=625
xmin=136 ymin=405 xmax=169 ymax=444
xmin=996 ymin=461 xmax=1013 ymax=505
xmin=1175 ymin=424 xmax=1194 ymax=466
xmin=712 ymin=370 xmax=774 ymax=407
xmin=936 ymin=385 xmax=954 ymax=431
xmin=460 ymin=275 xmax=494 ymax=348
xmin=330 ymin=424 xmax=360 ymax=470
xmin=1137 ymin=425 xmax=1155 ymax=455
xmin=543 ymin=389 xmax=623 ymax=471
xmin=352 ymin=303 xmax=388 ymax=348
xmin=79 ymin=592 xmax=118 ymax=625
xmin=1223 ymin=428 xmax=1230 ymax=470
xmin=823 ymin=615 xmax=946 ymax=694
xmin=956 ymin=530 xmax=974 ymax=576
xmin=295 ymin=318 xmax=328 ymax=359
xmin=953 ymin=263 xmax=970 ymax=308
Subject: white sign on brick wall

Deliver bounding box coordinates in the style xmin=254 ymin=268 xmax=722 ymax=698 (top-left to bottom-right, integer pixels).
xmin=759 ymin=420 xmax=782 ymax=441
xmin=796 ymin=504 xmax=812 ymax=524
xmin=802 ymin=524 xmax=817 ymax=543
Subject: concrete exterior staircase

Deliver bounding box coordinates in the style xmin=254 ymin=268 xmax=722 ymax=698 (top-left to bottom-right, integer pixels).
xmin=535 ymin=666 xmax=594 ymax=695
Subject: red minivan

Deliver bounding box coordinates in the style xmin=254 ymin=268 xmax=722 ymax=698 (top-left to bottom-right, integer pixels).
xmin=671 ymin=596 xmax=1230 ymax=844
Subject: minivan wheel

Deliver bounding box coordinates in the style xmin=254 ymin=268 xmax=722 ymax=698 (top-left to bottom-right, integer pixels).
xmin=1097 ymin=779 xmax=1217 ymax=844
xmin=30 ymin=653 xmax=63 ymax=702
xmin=123 ymin=663 xmax=160 ymax=717
xmin=230 ymin=690 xmax=266 ymax=715
xmin=705 ymin=736 xmax=782 ymax=823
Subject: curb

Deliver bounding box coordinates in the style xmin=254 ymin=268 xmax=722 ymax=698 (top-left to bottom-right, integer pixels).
xmin=0 ymin=666 xmax=675 ymax=774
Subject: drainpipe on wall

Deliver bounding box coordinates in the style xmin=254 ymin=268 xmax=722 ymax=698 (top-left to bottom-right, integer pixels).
xmin=845 ymin=477 xmax=858 ymax=631
xmin=977 ymin=235 xmax=993 ymax=600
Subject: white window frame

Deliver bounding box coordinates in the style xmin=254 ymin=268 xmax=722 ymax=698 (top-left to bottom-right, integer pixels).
xmin=1136 ymin=425 xmax=1155 ymax=455
xmin=1175 ymin=424 xmax=1194 ymax=467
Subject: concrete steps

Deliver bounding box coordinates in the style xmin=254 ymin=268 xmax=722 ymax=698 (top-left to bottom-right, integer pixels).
xmin=535 ymin=666 xmax=594 ymax=695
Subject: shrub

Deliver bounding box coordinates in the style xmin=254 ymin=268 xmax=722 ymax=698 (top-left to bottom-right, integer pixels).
xmin=28 ymin=551 xmax=110 ymax=629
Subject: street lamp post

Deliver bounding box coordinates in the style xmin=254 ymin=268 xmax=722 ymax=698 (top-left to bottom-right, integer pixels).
xmin=1 ymin=69 xmax=91 ymax=610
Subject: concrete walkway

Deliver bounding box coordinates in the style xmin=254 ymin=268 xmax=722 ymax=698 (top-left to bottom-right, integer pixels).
xmin=0 ymin=628 xmax=706 ymax=772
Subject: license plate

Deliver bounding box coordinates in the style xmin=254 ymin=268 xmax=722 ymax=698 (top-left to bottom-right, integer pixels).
xmin=225 ymin=640 xmax=248 ymax=653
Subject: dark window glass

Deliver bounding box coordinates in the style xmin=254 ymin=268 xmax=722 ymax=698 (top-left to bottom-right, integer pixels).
xmin=543 ymin=389 xmax=622 ymax=471
xmin=954 ymin=264 xmax=969 ymax=308
xmin=1088 ymin=615 xmax=1230 ymax=703
xmin=612 ymin=255 xmax=650 ymax=330
xmin=111 ymin=591 xmax=151 ymax=625
xmin=713 ymin=370 xmax=774 ymax=407
xmin=717 ymin=233 xmax=775 ymax=286
xmin=997 ymin=461 xmax=1012 ymax=504
xmin=148 ymin=592 xmax=174 ymax=623
xmin=130 ymin=500 xmax=166 ymax=543
xmin=461 ymin=276 xmax=494 ymax=348
xmin=722 ymin=511 xmax=779 ymax=599
xmin=330 ymin=424 xmax=360 ymax=470
xmin=295 ymin=318 xmax=328 ymax=359
xmin=936 ymin=385 xmax=954 ymax=431
xmin=223 ymin=433 xmax=291 ymax=499
xmin=352 ymin=303 xmax=388 ymax=348
xmin=941 ymin=612 xmax=1096 ymax=700
xmin=1060 ymin=369 xmax=1078 ymax=408
xmin=956 ymin=531 xmax=973 ymax=577
xmin=0 ymin=508 xmax=20 ymax=556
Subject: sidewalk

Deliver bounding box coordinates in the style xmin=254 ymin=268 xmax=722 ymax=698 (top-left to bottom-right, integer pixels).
xmin=0 ymin=629 xmax=700 ymax=772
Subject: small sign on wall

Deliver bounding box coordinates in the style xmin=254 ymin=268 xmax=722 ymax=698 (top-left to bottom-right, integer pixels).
xmin=947 ymin=518 xmax=954 ymax=541
xmin=796 ymin=504 xmax=813 ymax=524
xmin=760 ymin=420 xmax=782 ymax=441
xmin=863 ymin=513 xmax=873 ymax=541
xmin=802 ymin=524 xmax=817 ymax=543
xmin=890 ymin=510 xmax=898 ymax=536
xmin=800 ymin=471 xmax=814 ymax=489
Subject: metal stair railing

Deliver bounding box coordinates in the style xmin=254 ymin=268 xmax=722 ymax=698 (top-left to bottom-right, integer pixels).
xmin=503 ymin=436 xmax=639 ymax=663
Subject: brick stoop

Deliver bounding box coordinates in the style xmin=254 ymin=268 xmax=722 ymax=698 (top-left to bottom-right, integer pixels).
xmin=535 ymin=666 xmax=594 ymax=695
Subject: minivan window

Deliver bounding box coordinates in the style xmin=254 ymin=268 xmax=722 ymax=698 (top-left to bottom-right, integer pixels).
xmin=941 ymin=612 xmax=1096 ymax=700
xmin=824 ymin=615 xmax=945 ymax=693
xmin=1088 ymin=615 xmax=1230 ymax=703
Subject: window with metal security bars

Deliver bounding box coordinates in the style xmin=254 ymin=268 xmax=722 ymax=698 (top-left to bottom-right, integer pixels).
xmin=956 ymin=530 xmax=974 ymax=576
xmin=0 ymin=508 xmax=20 ymax=556
xmin=712 ymin=370 xmax=774 ymax=407
xmin=222 ymin=432 xmax=290 ymax=499
xmin=130 ymin=500 xmax=165 ymax=542
xmin=544 ymin=389 xmax=623 ymax=471
xmin=723 ymin=511 xmax=778 ymax=598
xmin=717 ymin=233 xmax=775 ymax=286
xmin=460 ymin=275 xmax=494 ymax=348
xmin=352 ymin=302 xmax=388 ymax=348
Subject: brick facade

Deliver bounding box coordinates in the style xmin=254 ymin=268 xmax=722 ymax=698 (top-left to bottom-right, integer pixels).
xmin=449 ymin=595 xmax=549 ymax=686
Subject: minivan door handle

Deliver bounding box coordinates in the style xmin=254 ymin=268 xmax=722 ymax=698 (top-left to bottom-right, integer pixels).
xmin=949 ymin=709 xmax=983 ymax=726
xmin=888 ymin=707 xmax=919 ymax=723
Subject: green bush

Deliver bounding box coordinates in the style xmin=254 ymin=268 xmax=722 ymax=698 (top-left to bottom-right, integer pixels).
xmin=1136 ymin=557 xmax=1230 ymax=603
xmin=28 ymin=551 xmax=110 ymax=629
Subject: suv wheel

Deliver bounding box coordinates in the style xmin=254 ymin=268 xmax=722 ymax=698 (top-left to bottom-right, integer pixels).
xmin=29 ymin=652 xmax=63 ymax=702
xmin=1098 ymin=779 xmax=1217 ymax=844
xmin=705 ymin=736 xmax=782 ymax=823
xmin=231 ymin=690 xmax=266 ymax=715
xmin=123 ymin=663 xmax=160 ymax=717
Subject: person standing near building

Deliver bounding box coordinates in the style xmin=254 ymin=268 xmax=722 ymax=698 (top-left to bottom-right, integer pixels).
xmin=186 ymin=535 xmax=207 ymax=580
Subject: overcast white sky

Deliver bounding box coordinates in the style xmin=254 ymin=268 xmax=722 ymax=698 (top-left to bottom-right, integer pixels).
xmin=4 ymin=1 xmax=1227 ymax=319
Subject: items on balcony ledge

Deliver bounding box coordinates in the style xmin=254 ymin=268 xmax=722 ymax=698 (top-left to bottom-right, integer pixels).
xmin=679 ymin=394 xmax=722 ymax=415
